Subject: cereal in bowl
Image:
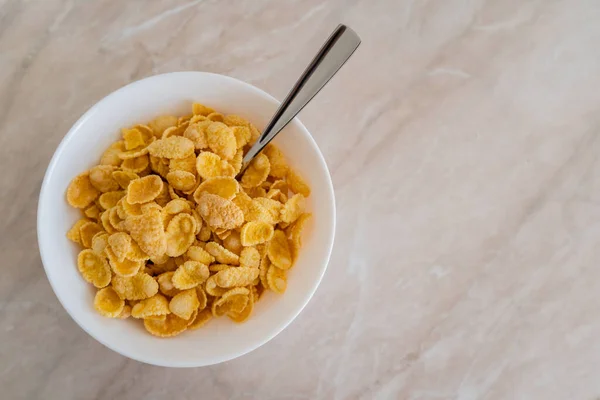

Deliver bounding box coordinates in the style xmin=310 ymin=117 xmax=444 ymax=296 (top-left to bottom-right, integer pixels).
xmin=65 ymin=103 xmax=312 ymax=337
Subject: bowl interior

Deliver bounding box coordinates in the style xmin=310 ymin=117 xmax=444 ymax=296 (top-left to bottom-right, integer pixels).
xmin=37 ymin=72 xmax=335 ymax=367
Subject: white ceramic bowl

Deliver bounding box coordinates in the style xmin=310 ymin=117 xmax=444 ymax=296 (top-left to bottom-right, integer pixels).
xmin=37 ymin=72 xmax=336 ymax=367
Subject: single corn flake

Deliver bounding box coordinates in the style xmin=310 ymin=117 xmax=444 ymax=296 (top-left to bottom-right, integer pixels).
xmin=232 ymin=191 xmax=253 ymax=218
xmin=77 ymin=249 xmax=111 ymax=288
xmin=100 ymin=211 xmax=115 ymax=234
xmin=118 ymin=304 xmax=132 ymax=319
xmin=241 ymin=153 xmax=270 ymax=188
xmin=84 ymin=204 xmax=101 ymax=220
xmin=122 ymin=127 xmax=145 ymax=150
xmin=223 ymin=230 xmax=243 ymax=255
xmin=259 ymin=253 xmax=270 ymax=289
xmin=197 ymin=193 xmax=244 ymax=230
xmin=166 ymin=170 xmax=196 ymax=192
xmin=188 ymin=308 xmax=212 ymax=330
xmin=169 ymin=289 xmax=199 ymax=320
xmin=157 ymin=271 xmax=180 ymax=297
xmin=193 ymin=177 xmax=239 ymax=202
xmin=215 ymin=228 xmax=231 ymax=240
xmin=263 ymin=144 xmax=288 ymax=178
xmin=211 ymin=287 xmax=250 ymax=317
xmin=204 ymin=275 xmax=227 ymax=297
xmin=231 ymin=126 xmax=251 ymax=148
xmin=205 ymin=241 xmax=240 ymax=265
xmin=172 ymin=261 xmax=209 ymax=290
xmin=186 ymin=245 xmax=215 ymax=265
xmin=215 ymin=267 xmax=259 ymax=288
xmin=183 ymin=120 xmax=210 ymax=150
xmin=169 ymin=154 xmax=197 ymax=174
xmin=267 ymin=264 xmax=287 ymax=294
xmin=89 ymin=165 xmax=119 ymax=193
xmin=125 ymin=209 xmax=167 ymax=258
xmin=198 ymin=225 xmax=212 ymax=242
xmin=126 ymin=175 xmax=164 ymax=204
xmin=112 ymin=171 xmax=139 ymax=190
xmin=144 ymin=311 xmax=195 ymax=338
xmin=228 ymin=290 xmax=254 ymax=323
xmin=67 ymin=173 xmax=100 ymax=208
xmin=150 ymin=155 xmax=170 ymax=178
xmin=229 ymin=148 xmax=243 ymax=174
xmin=192 ymin=103 xmax=215 ymax=116
xmin=207 ymin=112 xmax=225 ymax=122
xmin=108 ymin=232 xmax=132 ymax=262
xmin=196 ymin=151 xmax=235 ymax=180
xmin=131 ymin=294 xmax=170 ymax=319
xmin=288 ymin=212 xmax=312 ymax=249
xmin=209 ymin=263 xmax=231 ymax=272
xmin=94 ymin=287 xmax=125 ymax=318
xmin=161 ymin=124 xmax=187 ymax=139
xmin=280 ymin=193 xmax=306 ymax=224
xmin=254 ymin=197 xmax=283 ymax=224
xmin=190 ymin=209 xmax=203 ymax=235
xmin=240 ymin=221 xmax=274 ymax=246
xmin=166 ymin=213 xmax=197 ymax=257
xmin=148 ymin=115 xmax=178 ymax=137
xmin=106 ymin=247 xmax=143 ymax=277
xmin=196 ymin=286 xmax=208 ymax=310
xmin=98 ymin=191 xmax=125 ymax=210
xmin=127 ymin=239 xmax=150 ymax=261
xmin=100 ymin=141 xmax=125 ymax=166
xmin=80 ymin=221 xmax=104 ymax=248
xmin=286 ymin=168 xmax=311 ymax=197
xmin=121 ymin=154 xmax=149 ymax=174
xmin=267 ymin=230 xmax=292 ymax=270
xmin=244 ymin=199 xmax=278 ymax=225
xmin=67 ymin=219 xmax=90 ymax=244
xmin=223 ymin=114 xmax=250 ymax=127
xmin=148 ymin=136 xmax=195 ymax=159
xmin=91 ymin=232 xmax=109 ymax=255
xmin=112 ymin=272 xmax=158 ymax=300
xmin=205 ymin=122 xmax=237 ymax=160
xmin=239 ymin=247 xmax=261 ymax=269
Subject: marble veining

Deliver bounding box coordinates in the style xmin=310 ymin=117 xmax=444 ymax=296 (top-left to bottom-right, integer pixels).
xmin=2 ymin=0 xmax=600 ymax=398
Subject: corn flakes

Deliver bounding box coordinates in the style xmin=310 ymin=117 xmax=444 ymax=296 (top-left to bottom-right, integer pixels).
xmin=65 ymin=102 xmax=312 ymax=336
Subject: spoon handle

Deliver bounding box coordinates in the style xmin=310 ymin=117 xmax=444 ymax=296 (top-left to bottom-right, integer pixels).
xmin=240 ymin=24 xmax=361 ymax=173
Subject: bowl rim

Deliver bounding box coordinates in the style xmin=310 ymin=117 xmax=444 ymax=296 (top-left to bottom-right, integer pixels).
xmin=37 ymin=71 xmax=336 ymax=367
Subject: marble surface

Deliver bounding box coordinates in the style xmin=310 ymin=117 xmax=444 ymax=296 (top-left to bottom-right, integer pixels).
xmin=2 ymin=0 xmax=600 ymax=398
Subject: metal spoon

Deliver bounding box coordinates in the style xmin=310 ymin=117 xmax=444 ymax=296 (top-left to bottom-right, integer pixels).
xmin=238 ymin=24 xmax=361 ymax=175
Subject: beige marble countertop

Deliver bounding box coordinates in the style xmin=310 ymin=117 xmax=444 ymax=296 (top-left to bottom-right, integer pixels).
xmin=2 ymin=0 xmax=600 ymax=398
